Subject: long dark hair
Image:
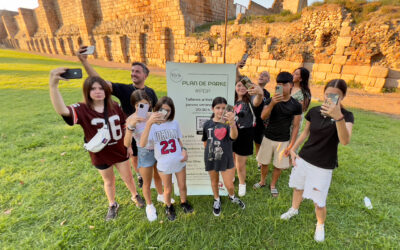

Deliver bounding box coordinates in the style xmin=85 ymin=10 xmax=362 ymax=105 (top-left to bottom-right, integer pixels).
xmin=210 ymin=97 xmax=227 ymax=119
xmin=295 ymin=67 xmax=311 ymax=111
xmin=82 ymin=76 xmax=113 ymax=110
xmin=130 ymin=89 xmax=153 ymax=111
xmin=154 ymin=96 xmax=175 ymax=121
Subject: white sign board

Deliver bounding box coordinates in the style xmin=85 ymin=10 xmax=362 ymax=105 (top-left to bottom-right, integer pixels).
xmin=166 ymin=62 xmax=236 ymax=196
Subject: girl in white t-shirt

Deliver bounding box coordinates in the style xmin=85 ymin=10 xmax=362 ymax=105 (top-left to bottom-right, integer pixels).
xmin=140 ymin=96 xmax=193 ymax=221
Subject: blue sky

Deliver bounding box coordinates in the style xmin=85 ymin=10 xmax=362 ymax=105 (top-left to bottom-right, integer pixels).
xmin=1 ymin=0 xmax=323 ymax=11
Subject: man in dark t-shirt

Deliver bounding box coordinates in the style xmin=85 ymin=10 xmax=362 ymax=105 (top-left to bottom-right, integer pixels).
xmin=77 ymin=46 xmax=158 ymax=183
xmin=254 ymin=72 xmax=302 ymax=197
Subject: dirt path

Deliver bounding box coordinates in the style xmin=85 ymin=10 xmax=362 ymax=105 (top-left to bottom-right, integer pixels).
xmin=25 ymin=50 xmax=400 ymax=118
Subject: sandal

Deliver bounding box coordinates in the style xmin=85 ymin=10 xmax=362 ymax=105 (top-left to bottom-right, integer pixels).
xmin=253 ymin=183 xmax=266 ymax=189
xmin=270 ymin=187 xmax=279 ymax=197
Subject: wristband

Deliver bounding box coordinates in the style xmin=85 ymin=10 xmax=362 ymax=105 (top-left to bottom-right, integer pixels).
xmin=127 ymin=125 xmax=136 ymax=131
xmin=335 ymin=115 xmax=345 ymax=122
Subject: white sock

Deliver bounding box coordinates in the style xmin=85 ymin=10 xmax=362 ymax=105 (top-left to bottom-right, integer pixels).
xmin=214 ymin=197 xmax=220 ymax=202
xmin=229 ymin=194 xmax=235 ymax=199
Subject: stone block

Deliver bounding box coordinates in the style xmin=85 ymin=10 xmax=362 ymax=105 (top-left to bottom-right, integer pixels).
xmin=366 ymin=77 xmax=376 ymax=86
xmin=374 ymin=78 xmax=386 ymax=88
xmin=364 ymin=86 xmax=382 ymax=93
xmin=342 ymin=65 xmax=370 ymax=76
xmin=332 ymin=64 xmax=342 ymax=73
xmin=336 ymin=37 xmax=351 ymax=47
xmin=388 ymin=68 xmax=400 ymax=79
xmin=335 ymin=46 xmax=345 ymax=55
xmin=313 ymin=72 xmax=327 ymax=80
xmin=354 ymin=75 xmax=369 ymax=86
xmin=276 ymin=60 xmax=291 ymax=69
xmin=318 ymin=63 xmax=333 ymax=72
xmin=339 ymin=26 xmax=351 ymax=37
xmin=369 ymin=66 xmax=389 ymax=78
xmin=332 ymin=55 xmax=347 ymax=65
xmin=340 ymin=74 xmax=355 ymax=82
xmin=267 ymin=60 xmax=277 ymax=68
xmin=326 ymin=73 xmax=341 ymax=81
xmin=384 ymin=78 xmax=400 ymax=88
xmin=303 ymin=63 xmax=313 ymax=72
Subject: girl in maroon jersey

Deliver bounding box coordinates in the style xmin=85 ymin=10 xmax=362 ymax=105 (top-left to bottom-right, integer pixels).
xmin=49 ymin=67 xmax=145 ymax=221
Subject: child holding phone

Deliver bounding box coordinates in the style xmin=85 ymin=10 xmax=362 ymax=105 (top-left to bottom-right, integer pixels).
xmin=202 ymin=97 xmax=245 ymax=216
xmin=124 ymin=90 xmax=172 ymax=222
xmin=140 ymin=97 xmax=193 ymax=221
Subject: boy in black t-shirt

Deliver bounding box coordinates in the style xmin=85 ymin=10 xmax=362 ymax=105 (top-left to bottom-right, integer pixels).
xmin=254 ymin=72 xmax=302 ymax=197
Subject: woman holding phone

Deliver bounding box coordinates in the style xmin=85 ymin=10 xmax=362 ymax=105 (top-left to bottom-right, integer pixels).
xmin=124 ymin=90 xmax=172 ymax=222
xmin=280 ymin=79 xmax=354 ymax=242
xmin=49 ymin=68 xmax=144 ymax=221
xmin=233 ymin=77 xmax=263 ymax=196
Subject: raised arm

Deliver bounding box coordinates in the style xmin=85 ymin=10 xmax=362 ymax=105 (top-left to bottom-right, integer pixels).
xmin=139 ymin=112 xmax=163 ymax=148
xmin=261 ymin=95 xmax=282 ymax=120
xmin=77 ymin=46 xmax=113 ymax=91
xmin=49 ymin=68 xmax=70 ymax=116
xmin=321 ymin=100 xmax=353 ymax=145
xmin=248 ymin=84 xmax=264 ymax=107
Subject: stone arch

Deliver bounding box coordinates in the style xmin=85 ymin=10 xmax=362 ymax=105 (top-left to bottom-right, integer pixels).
xmin=40 ymin=39 xmax=46 ymax=52
xmin=164 ymin=28 xmax=174 ymax=62
xmin=103 ymin=36 xmax=112 ymax=61
xmin=139 ymin=33 xmax=148 ymax=64
xmin=58 ymin=38 xmax=66 ymax=55
xmin=66 ymin=37 xmax=75 ymax=55
xmin=34 ymin=39 xmax=40 ymax=52
xmin=50 ymin=38 xmax=58 ymax=54
xmin=45 ymin=38 xmax=53 ymax=54
xmin=120 ymin=35 xmax=130 ymax=63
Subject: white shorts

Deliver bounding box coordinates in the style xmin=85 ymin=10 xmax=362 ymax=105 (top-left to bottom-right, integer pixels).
xmin=289 ymin=157 xmax=333 ymax=207
xmin=256 ymin=137 xmax=290 ymax=169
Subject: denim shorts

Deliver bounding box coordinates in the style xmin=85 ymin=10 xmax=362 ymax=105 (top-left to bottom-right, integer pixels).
xmin=137 ymin=147 xmax=156 ymax=168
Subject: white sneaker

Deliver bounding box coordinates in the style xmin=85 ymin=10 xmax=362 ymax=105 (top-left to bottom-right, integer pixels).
xmin=145 ymin=204 xmax=157 ymax=222
xmin=238 ymin=184 xmax=246 ymax=197
xmin=280 ymin=207 xmax=299 ymax=220
xmin=314 ymin=224 xmax=325 ymax=242
xmin=157 ymin=194 xmax=175 ymax=204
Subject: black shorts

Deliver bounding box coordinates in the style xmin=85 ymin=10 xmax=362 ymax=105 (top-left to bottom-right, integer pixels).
xmin=254 ymin=124 xmax=265 ymax=145
xmin=131 ymin=138 xmax=138 ymax=157
xmin=233 ymin=127 xmax=254 ymax=156
xmin=94 ymin=158 xmax=129 ymax=170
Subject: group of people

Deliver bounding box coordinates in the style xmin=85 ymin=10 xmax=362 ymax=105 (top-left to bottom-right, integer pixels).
xmin=48 ymin=46 xmax=354 ymax=242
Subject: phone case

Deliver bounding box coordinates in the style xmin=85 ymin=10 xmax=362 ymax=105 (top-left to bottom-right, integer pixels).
xmin=82 ymin=46 xmax=95 ymax=55
xmin=60 ymin=69 xmax=82 ymax=79
xmin=137 ymin=103 xmax=149 ymax=118
xmin=275 ymin=86 xmax=283 ymax=95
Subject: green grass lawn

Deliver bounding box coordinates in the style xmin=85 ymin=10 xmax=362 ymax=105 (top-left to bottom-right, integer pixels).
xmin=0 ymin=49 xmax=399 ymax=248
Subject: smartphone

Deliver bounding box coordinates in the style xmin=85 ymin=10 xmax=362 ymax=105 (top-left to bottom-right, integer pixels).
xmin=81 ymin=46 xmax=95 ymax=55
xmin=326 ymin=93 xmax=339 ymax=105
xmin=239 ymin=53 xmax=249 ymax=68
xmin=220 ymin=104 xmax=234 ymax=123
xmin=275 ymin=85 xmax=283 ymax=95
xmin=60 ymin=68 xmax=82 ymax=79
xmin=240 ymin=76 xmax=253 ymax=89
xmin=158 ymin=109 xmax=168 ymax=119
xmin=137 ymin=103 xmax=149 ymax=118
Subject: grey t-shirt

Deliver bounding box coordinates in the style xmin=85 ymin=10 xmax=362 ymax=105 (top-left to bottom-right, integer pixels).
xmin=201 ymin=120 xmax=234 ymax=172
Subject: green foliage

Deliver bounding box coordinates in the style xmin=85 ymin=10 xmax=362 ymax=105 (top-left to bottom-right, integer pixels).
xmin=381 ymin=87 xmax=400 ymax=93
xmin=240 ymin=11 xmax=301 ymax=24
xmin=346 ymin=80 xmax=364 ymax=89
xmin=1 ymin=50 xmax=400 ymax=248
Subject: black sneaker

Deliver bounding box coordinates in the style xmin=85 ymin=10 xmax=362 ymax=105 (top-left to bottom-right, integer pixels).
xmin=105 ymin=202 xmax=119 ymax=221
xmin=131 ymin=194 xmax=145 ymax=208
xmin=229 ymin=196 xmax=245 ymax=209
xmin=138 ymin=176 xmax=143 ymax=188
xmin=213 ymin=199 xmax=221 ymax=216
xmin=165 ymin=204 xmax=176 ymax=221
xmin=180 ymin=201 xmax=194 ymax=214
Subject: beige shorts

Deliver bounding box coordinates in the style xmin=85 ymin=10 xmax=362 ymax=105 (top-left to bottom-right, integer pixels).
xmin=256 ymin=137 xmax=290 ymax=169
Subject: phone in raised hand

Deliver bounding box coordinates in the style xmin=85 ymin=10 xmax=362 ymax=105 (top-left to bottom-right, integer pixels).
xmin=240 ymin=76 xmax=253 ymax=89
xmin=220 ymin=104 xmax=234 ymax=123
xmin=81 ymin=46 xmax=95 ymax=55
xmin=239 ymin=53 xmax=249 ymax=68
xmin=137 ymin=103 xmax=149 ymax=118
xmin=60 ymin=68 xmax=82 ymax=79
xmin=275 ymin=85 xmax=283 ymax=95
xmin=325 ymin=93 xmax=339 ymax=105
xmin=158 ymin=109 xmax=168 ymax=120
